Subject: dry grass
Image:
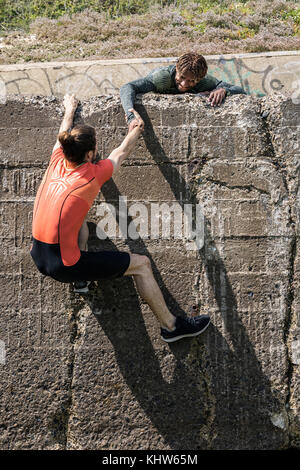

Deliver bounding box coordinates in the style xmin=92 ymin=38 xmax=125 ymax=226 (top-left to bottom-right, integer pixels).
xmin=0 ymin=1 xmax=299 ymax=64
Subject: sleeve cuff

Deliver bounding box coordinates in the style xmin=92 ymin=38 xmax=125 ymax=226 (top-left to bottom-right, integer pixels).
xmin=127 ymin=112 xmax=135 ymax=123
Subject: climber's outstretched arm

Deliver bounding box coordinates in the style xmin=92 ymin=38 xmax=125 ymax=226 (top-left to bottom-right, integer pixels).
xmin=107 ymin=109 xmax=144 ymax=174
xmin=52 ymin=94 xmax=78 ymax=154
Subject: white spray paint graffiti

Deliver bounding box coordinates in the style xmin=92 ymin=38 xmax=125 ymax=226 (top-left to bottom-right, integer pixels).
xmin=264 ymin=61 xmax=300 ymax=101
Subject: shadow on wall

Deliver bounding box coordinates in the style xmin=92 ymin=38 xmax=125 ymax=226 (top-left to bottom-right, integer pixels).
xmin=80 ymin=105 xmax=285 ymax=450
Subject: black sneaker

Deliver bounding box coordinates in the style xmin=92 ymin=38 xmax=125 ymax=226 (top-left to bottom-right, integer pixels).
xmin=161 ymin=315 xmax=210 ymax=343
xmin=73 ymin=281 xmax=91 ymax=293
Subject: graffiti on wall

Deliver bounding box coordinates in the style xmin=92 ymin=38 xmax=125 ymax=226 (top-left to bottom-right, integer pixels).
xmin=0 ymin=56 xmax=300 ymax=99
xmin=209 ymin=56 xmax=300 ymax=98
xmin=209 ymin=55 xmax=272 ymax=96
xmin=0 ymin=63 xmax=144 ymax=99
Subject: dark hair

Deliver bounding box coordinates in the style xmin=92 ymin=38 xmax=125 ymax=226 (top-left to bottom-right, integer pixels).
xmin=176 ymin=52 xmax=208 ymax=80
xmin=58 ymin=124 xmax=96 ymax=164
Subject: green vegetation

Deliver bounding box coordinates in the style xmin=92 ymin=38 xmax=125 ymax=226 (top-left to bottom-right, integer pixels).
xmin=0 ymin=1 xmax=299 ymax=64
xmin=1 ymin=1 xmax=299 ymax=34
xmin=0 ymin=1 xmax=266 ymax=31
xmin=280 ymin=7 xmax=300 ymax=35
xmin=0 ymin=0 xmax=179 ymax=31
xmin=280 ymin=7 xmax=300 ymax=25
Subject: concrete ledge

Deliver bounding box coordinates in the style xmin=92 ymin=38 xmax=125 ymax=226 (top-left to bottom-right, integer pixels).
xmin=0 ymin=51 xmax=300 ymax=99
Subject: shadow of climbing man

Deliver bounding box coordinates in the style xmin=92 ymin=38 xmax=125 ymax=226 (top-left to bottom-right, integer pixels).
xmin=134 ymin=103 xmax=283 ymax=448
xmin=81 ymin=205 xmax=213 ymax=449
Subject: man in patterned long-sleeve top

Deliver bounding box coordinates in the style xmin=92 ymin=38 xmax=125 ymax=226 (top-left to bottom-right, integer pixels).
xmin=120 ymin=52 xmax=247 ymax=131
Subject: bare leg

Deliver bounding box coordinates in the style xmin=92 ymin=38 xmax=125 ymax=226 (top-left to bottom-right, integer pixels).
xmin=78 ymin=219 xmax=89 ymax=251
xmin=124 ymin=254 xmax=176 ymax=330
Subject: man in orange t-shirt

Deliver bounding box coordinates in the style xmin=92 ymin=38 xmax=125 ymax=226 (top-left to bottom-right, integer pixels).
xmin=30 ymin=94 xmax=210 ymax=342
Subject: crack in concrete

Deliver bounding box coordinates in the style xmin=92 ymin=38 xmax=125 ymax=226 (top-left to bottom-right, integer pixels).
xmin=57 ymin=301 xmax=84 ymax=449
xmin=259 ymin=100 xmax=298 ymax=447
xmin=186 ymin=100 xmax=298 ymax=447
xmin=257 ymin=100 xmax=291 ymax=195
xmin=285 ymin=236 xmax=297 ymax=446
xmin=0 ymin=163 xmax=48 ymax=169
xmin=203 ymin=176 xmax=270 ymax=196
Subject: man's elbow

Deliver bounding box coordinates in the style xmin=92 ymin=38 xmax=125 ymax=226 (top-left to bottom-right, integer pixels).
xmin=230 ymin=86 xmax=247 ymax=95
xmin=236 ymin=86 xmax=247 ymax=95
xmin=120 ymin=83 xmax=132 ymax=95
xmin=107 ymin=157 xmax=119 ymax=174
xmin=107 ymin=154 xmax=123 ymax=174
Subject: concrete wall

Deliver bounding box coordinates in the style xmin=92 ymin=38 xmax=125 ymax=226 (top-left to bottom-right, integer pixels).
xmin=1 ymin=51 xmax=300 ymax=100
xmin=0 ymin=92 xmax=299 ymax=449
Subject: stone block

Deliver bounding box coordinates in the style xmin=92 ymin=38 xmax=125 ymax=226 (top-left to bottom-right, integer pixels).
xmin=0 ymin=168 xmax=45 ymax=199
xmin=0 ymin=99 xmax=58 ymax=128
xmin=195 ymin=157 xmax=291 ymax=238
xmin=0 ymin=308 xmax=71 ymax=449
xmin=262 ymin=96 xmax=300 ymax=157
xmin=97 ymin=164 xmax=190 ymax=202
xmin=0 ymin=202 xmax=33 ymax=245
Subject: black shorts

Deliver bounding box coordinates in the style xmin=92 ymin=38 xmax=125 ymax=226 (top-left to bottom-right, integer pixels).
xmin=30 ymin=238 xmax=131 ymax=283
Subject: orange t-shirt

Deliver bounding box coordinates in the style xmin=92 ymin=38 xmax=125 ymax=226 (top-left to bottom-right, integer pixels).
xmin=32 ymin=146 xmax=113 ymax=266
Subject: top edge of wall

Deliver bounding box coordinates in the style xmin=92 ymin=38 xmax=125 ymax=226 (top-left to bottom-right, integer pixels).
xmin=1 ymin=50 xmax=300 ymax=71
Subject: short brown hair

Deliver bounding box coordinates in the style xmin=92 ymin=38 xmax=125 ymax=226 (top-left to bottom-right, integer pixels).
xmin=58 ymin=124 xmax=96 ymax=164
xmin=176 ymin=53 xmax=208 ymax=80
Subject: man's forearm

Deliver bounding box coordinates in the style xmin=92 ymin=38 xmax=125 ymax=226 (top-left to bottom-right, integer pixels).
xmin=120 ymin=78 xmax=156 ymax=123
xmin=216 ymin=80 xmax=247 ymax=95
xmin=194 ymin=75 xmax=247 ymax=95
xmin=52 ymin=94 xmax=78 ymax=152
xmin=120 ymin=83 xmax=136 ymax=123
xmin=58 ymin=109 xmax=76 ymax=133
xmin=108 ymin=126 xmax=142 ymax=171
xmin=119 ymin=126 xmax=141 ymax=157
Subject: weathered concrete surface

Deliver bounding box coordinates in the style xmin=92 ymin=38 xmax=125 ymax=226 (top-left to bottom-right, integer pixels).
xmin=259 ymin=94 xmax=300 ymax=448
xmin=1 ymin=50 xmax=300 ymax=101
xmin=0 ymin=92 xmax=299 ymax=449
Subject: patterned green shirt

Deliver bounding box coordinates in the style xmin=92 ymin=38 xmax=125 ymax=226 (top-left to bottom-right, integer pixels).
xmin=120 ymin=64 xmax=247 ymax=123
